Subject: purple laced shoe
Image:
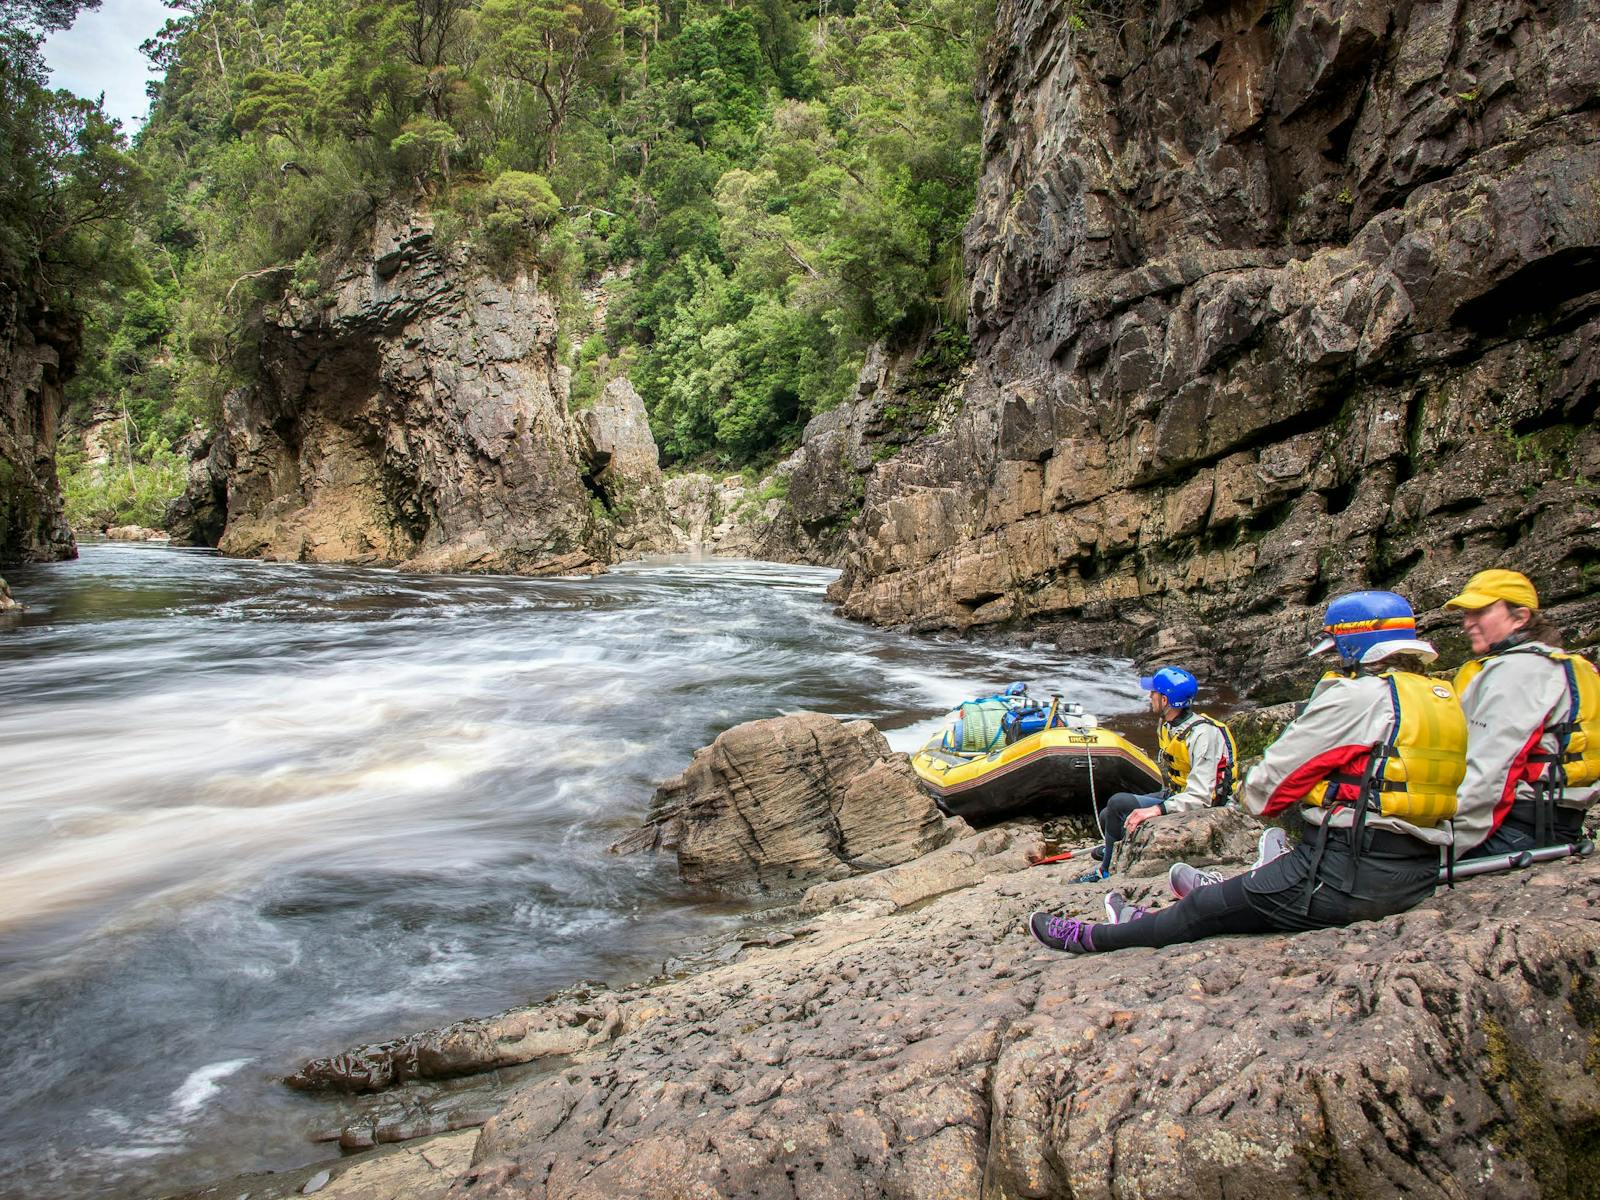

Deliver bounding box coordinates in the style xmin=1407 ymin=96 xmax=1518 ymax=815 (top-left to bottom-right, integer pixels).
xmin=1029 ymin=911 xmax=1097 ymax=953
xmin=1104 ymin=891 xmax=1148 ymax=925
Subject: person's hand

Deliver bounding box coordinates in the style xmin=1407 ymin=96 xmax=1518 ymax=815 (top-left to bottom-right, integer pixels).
xmin=1125 ymin=805 xmax=1162 ymax=835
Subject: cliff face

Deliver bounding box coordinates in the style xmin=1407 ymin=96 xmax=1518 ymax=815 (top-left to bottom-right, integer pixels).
xmin=203 ymin=213 xmax=612 ymax=575
xmin=0 ymin=286 xmax=76 ymax=565
xmin=830 ymin=0 xmax=1600 ymax=695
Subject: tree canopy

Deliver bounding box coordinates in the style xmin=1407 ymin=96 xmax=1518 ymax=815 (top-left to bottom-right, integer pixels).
xmin=62 ymin=0 xmax=988 ymax=476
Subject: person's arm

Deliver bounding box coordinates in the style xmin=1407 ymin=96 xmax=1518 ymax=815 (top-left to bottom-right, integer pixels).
xmin=1239 ymin=676 xmax=1379 ymax=818
xmin=1162 ymin=724 xmax=1223 ymax=813
xmin=1452 ymin=656 xmax=1564 ymax=852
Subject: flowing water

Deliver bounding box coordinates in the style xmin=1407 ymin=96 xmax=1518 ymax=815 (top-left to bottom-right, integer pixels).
xmin=0 ymin=543 xmax=1145 ymax=1197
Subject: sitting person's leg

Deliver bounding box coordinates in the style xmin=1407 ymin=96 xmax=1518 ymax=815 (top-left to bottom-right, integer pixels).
xmin=1463 ymin=800 xmax=1584 ymax=860
xmin=1032 ymin=873 xmax=1270 ymax=953
xmin=1035 ymin=827 xmax=1438 ymax=955
xmin=1094 ymin=873 xmax=1273 ymax=950
xmin=1078 ymin=791 xmax=1163 ymax=881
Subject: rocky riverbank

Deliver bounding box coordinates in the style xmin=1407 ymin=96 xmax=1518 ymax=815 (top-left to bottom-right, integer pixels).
xmin=170 ymin=713 xmax=1600 ymax=1200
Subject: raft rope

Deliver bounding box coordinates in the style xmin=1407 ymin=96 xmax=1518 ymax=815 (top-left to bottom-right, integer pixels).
xmin=1086 ymin=739 xmax=1103 ymax=843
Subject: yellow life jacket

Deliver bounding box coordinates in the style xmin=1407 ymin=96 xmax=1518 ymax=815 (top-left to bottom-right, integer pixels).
xmin=1454 ymin=647 xmax=1600 ymax=790
xmin=1306 ymin=671 xmax=1467 ymax=825
xmin=1157 ymin=712 xmax=1239 ymax=805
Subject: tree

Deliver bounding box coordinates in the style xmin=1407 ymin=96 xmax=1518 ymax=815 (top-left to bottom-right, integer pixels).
xmin=481 ymin=0 xmax=620 ymax=171
xmin=232 ymin=68 xmax=317 ymax=147
xmin=479 ymin=168 xmax=560 ymax=262
xmin=1 ymin=0 xmax=145 ymax=294
xmin=390 ymin=114 xmax=460 ymax=186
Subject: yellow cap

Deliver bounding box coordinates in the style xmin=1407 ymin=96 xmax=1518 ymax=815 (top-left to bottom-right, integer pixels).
xmin=1444 ymin=568 xmax=1539 ymax=612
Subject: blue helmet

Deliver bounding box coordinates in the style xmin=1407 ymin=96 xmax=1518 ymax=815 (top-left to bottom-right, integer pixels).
xmin=1139 ymin=666 xmax=1198 ymax=708
xmin=1310 ymin=590 xmax=1438 ymax=666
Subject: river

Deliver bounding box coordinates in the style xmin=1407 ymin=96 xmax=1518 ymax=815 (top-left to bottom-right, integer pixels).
xmin=0 ymin=543 xmax=1145 ymax=1198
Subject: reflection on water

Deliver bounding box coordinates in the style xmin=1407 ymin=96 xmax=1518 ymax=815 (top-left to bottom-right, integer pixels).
xmin=0 ymin=544 xmax=1145 ymax=1197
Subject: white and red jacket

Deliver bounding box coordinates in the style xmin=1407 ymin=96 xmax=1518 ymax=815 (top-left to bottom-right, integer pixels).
xmin=1159 ymin=712 xmax=1232 ymax=814
xmin=1452 ymin=642 xmax=1600 ymax=853
xmin=1239 ymin=672 xmax=1451 ymax=848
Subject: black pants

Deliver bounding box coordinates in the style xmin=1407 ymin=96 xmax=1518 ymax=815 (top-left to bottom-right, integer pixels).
xmin=1092 ymin=825 xmax=1438 ymax=952
xmin=1463 ymin=798 xmax=1585 ymax=860
xmin=1098 ymin=790 xmax=1164 ymax=868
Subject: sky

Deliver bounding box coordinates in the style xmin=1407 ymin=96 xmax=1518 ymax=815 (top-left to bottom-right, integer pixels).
xmin=42 ymin=0 xmax=173 ymax=131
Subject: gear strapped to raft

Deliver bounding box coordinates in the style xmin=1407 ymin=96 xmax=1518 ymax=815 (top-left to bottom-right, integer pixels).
xmin=940 ymin=684 xmax=1076 ymax=754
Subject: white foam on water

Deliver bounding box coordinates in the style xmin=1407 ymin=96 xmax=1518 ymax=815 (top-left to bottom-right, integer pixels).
xmin=884 ymin=714 xmax=957 ymax=755
xmin=87 ymin=1059 xmax=254 ymax=1165
xmin=168 ymin=1059 xmax=252 ymax=1120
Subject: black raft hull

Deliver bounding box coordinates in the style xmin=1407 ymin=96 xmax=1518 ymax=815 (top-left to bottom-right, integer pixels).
xmin=912 ymin=731 xmax=1163 ymax=823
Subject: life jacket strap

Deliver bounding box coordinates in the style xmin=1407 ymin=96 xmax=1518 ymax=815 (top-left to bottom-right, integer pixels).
xmin=1324 ymin=771 xmax=1409 ymax=795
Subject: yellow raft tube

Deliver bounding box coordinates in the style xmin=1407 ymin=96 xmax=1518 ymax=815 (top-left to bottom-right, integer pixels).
xmin=912 ymin=703 xmax=1161 ymax=822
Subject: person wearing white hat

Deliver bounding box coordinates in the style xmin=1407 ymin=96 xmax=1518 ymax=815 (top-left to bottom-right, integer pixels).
xmin=1446 ymin=569 xmax=1600 ymax=857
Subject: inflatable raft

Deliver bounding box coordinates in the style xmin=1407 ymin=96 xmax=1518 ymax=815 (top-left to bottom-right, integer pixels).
xmin=911 ymin=689 xmax=1161 ymax=822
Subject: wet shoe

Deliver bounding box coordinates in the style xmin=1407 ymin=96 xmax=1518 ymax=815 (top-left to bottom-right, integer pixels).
xmin=1072 ymin=867 xmax=1110 ymax=884
xmin=1104 ymin=891 xmax=1148 ymax=924
xmin=1255 ymin=826 xmax=1290 ymax=868
xmin=1168 ymin=862 xmax=1224 ymax=898
xmin=1029 ymin=911 xmax=1096 ymax=953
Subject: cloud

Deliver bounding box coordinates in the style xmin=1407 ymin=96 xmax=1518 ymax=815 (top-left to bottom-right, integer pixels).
xmin=41 ymin=0 xmax=172 ymax=130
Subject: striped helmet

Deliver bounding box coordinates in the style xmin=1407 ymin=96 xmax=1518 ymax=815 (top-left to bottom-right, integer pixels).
xmin=1309 ymin=590 xmax=1438 ymax=666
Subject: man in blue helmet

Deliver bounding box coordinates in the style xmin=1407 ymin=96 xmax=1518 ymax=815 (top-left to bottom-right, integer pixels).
xmin=1072 ymin=666 xmax=1237 ymax=883
xmin=1033 ymin=590 xmax=1466 ymax=954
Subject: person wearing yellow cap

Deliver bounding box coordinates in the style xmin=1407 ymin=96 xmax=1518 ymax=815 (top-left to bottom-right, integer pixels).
xmin=1446 ymin=569 xmax=1600 ymax=858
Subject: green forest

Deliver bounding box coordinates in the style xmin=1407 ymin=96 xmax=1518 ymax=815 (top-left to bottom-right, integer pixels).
xmin=6 ymin=0 xmax=987 ymax=529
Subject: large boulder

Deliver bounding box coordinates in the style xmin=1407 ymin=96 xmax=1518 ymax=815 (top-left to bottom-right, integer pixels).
xmin=615 ymin=711 xmax=965 ymax=893
xmin=211 ymin=210 xmax=608 ymax=575
xmin=1117 ymin=804 xmax=1266 ymax=878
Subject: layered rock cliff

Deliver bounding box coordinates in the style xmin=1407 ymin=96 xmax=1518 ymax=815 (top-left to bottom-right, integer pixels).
xmin=0 ymin=285 xmax=75 ymax=566
xmin=193 ymin=213 xmax=614 ymax=574
xmin=829 ymin=0 xmax=1600 ymax=695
